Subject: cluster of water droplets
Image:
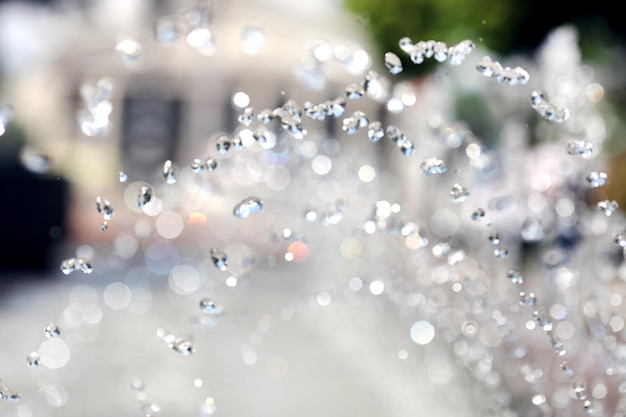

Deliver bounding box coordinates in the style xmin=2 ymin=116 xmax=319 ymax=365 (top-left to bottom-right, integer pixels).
xmin=398 ymin=37 xmax=475 ymax=66
xmin=60 ymin=257 xmax=93 ymax=275
xmin=96 ymin=196 xmax=114 ymax=231
xmin=303 ymin=97 xmax=346 ymax=121
xmin=530 ymin=90 xmax=570 ymax=123
xmin=156 ymin=328 xmax=195 ymax=356
xmin=0 ymin=380 xmax=20 ymax=402
xmin=586 ymin=171 xmax=608 ymax=188
xmin=475 ymin=55 xmax=530 ymax=85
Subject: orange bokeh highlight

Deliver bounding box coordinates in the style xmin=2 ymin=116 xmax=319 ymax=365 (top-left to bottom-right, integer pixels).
xmin=286 ymin=241 xmax=309 ymax=262
xmin=187 ymin=212 xmax=208 ymax=226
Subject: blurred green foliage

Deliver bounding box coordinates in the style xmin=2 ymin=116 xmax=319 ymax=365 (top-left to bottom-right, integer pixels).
xmin=342 ymin=0 xmax=624 ymax=79
xmin=343 ymin=0 xmax=523 ymax=78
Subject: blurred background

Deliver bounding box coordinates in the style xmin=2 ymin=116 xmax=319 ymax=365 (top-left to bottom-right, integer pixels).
xmin=1 ymin=0 xmax=625 ymax=275
xmin=1 ymin=1 xmax=626 ymax=417
xmin=0 ymin=0 xmax=625 ymax=275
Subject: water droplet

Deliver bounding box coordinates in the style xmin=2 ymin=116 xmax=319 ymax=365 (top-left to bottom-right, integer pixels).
xmin=551 ymin=336 xmax=566 ymax=356
xmin=488 ymin=232 xmax=500 ymax=245
xmin=519 ymin=292 xmax=537 ymax=307
xmin=96 ymin=196 xmax=114 ymax=220
xmin=328 ymin=97 xmax=346 ymax=118
xmin=345 ymin=83 xmax=364 ymax=99
xmin=232 ymin=135 xmax=243 ymax=150
xmin=597 ymin=199 xmax=619 ymax=216
xmin=583 ymin=400 xmax=593 ymax=413
xmin=399 ymin=140 xmax=415 ymax=156
xmin=209 ymin=249 xmax=228 ymax=271
xmin=362 ymin=70 xmax=390 ymax=101
xmin=216 ymin=135 xmax=232 ymax=155
xmin=238 ymin=107 xmax=254 ymax=126
xmin=118 ymin=171 xmax=128 ymax=182
xmin=573 ymin=382 xmax=587 ymax=400
xmin=137 ymin=185 xmax=154 ymax=208
xmin=27 ymin=351 xmax=40 ymax=367
xmin=61 ymin=258 xmax=77 ymax=275
xmin=586 ymin=171 xmax=607 ymax=188
xmin=60 ymin=256 xmax=92 ymax=275
xmin=367 ymin=121 xmax=384 ymax=142
xmin=191 ymin=158 xmax=204 ymax=172
xmin=494 ymin=248 xmax=508 ymax=259
xmin=566 ymin=139 xmax=595 ymax=158
xmin=409 ymin=42 xmax=425 ymax=64
xmin=398 ymin=37 xmax=413 ymax=53
xmin=19 ymin=145 xmax=51 ymax=173
xmin=205 ymin=158 xmax=218 ymax=171
xmin=420 ymin=158 xmax=447 ymax=175
xmin=233 ymin=196 xmax=263 ymax=218
xmin=342 ymin=111 xmax=368 ymax=134
xmin=45 ymin=323 xmax=60 ymax=338
xmin=100 ymin=221 xmax=108 ymax=232
xmin=171 ymin=337 xmax=195 ymax=356
xmin=163 ymin=160 xmax=176 ymax=184
xmin=533 ymin=310 xmax=553 ymax=331
xmin=506 ymin=270 xmax=523 ymax=284
xmin=77 ymin=257 xmax=93 ymax=274
xmin=447 ymin=40 xmax=475 ymax=65
xmin=278 ymin=99 xmax=303 ymax=122
xmin=385 ymin=125 xmax=405 ymax=145
xmin=257 ymin=108 xmax=274 ymax=124
xmin=561 ymin=362 xmax=574 ymax=376
xmin=471 ymin=208 xmax=485 ymax=221
xmin=199 ymin=298 xmax=216 ymax=313
xmin=530 ymin=91 xmax=570 ymax=123
xmin=0 ymin=382 xmax=20 ymax=402
xmin=253 ymin=129 xmax=268 ymax=143
xmin=450 ymin=183 xmax=469 ymax=203
xmin=384 ymin=52 xmax=403 ymax=75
